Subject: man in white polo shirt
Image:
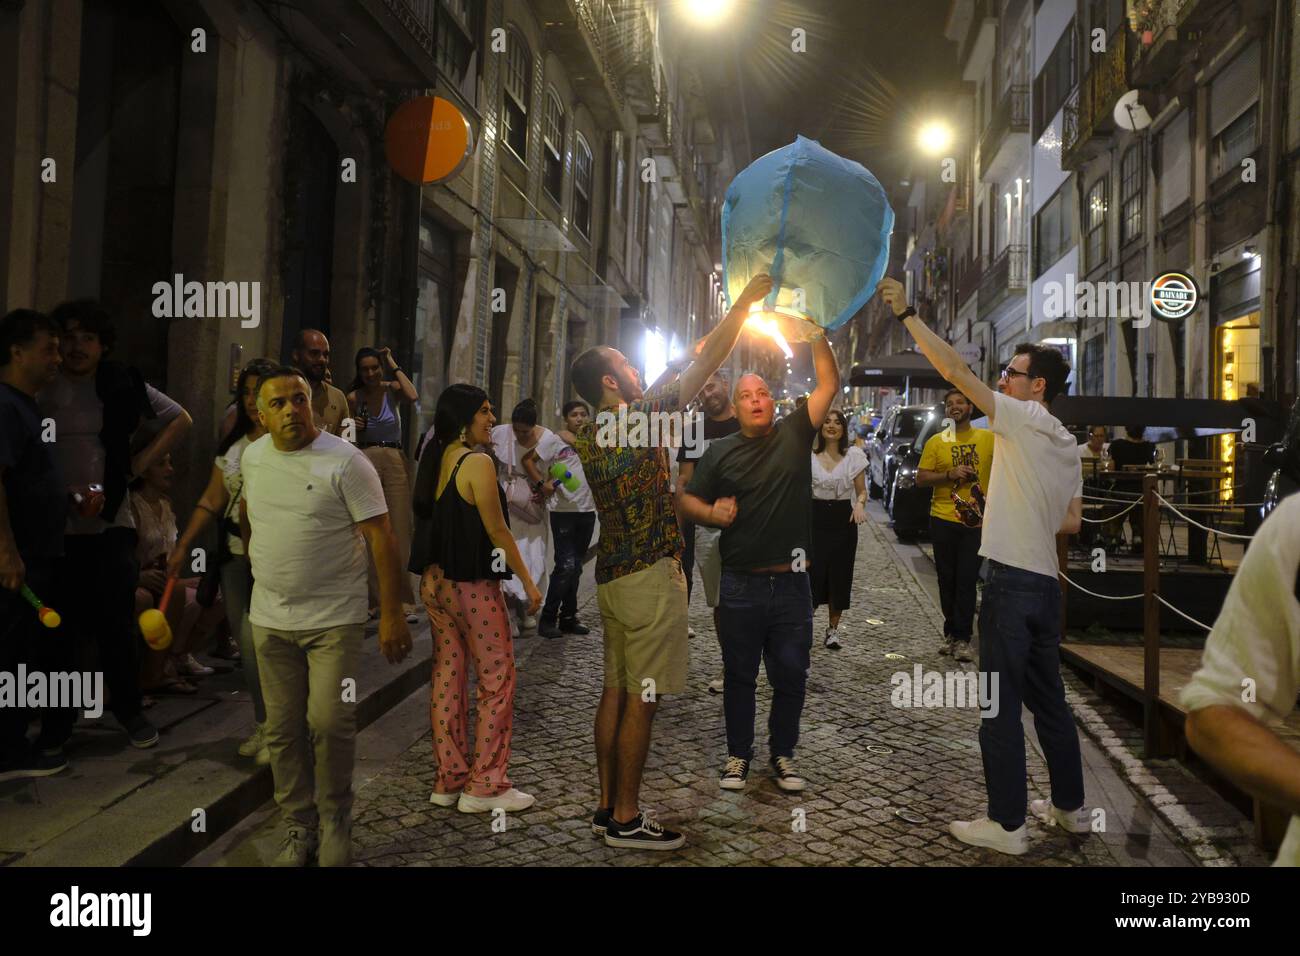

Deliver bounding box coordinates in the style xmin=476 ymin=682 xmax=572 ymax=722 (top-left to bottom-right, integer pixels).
xmin=1182 ymin=493 xmax=1300 ymax=866
xmin=239 ymin=366 xmax=412 ymax=867
xmin=878 ymin=277 xmax=1085 ymax=856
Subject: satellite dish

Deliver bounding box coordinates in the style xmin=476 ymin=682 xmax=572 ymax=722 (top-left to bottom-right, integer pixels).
xmin=1114 ymin=89 xmax=1152 ymax=131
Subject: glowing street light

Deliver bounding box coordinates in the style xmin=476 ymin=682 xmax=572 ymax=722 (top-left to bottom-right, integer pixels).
xmin=682 ymin=0 xmax=734 ymax=26
xmin=917 ymin=120 xmax=954 ymax=156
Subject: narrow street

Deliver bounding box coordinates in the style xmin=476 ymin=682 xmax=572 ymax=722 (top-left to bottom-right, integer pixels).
xmin=193 ymin=502 xmax=1196 ymax=867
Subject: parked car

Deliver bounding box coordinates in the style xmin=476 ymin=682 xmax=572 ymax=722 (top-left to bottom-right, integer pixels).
xmin=886 ymin=405 xmax=945 ymax=541
xmin=867 ymin=403 xmax=943 ymax=511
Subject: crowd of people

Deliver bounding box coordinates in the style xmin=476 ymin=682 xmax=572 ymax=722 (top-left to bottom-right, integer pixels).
xmin=3 ymin=269 xmax=1297 ymax=866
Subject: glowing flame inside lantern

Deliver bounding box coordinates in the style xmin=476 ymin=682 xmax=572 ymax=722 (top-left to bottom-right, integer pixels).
xmin=744 ymin=304 xmax=794 ymax=359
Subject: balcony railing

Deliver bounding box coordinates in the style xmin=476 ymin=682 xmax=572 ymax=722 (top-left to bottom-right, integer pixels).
xmin=385 ymin=0 xmax=436 ymax=56
xmin=979 ymin=85 xmax=1029 ymax=179
xmin=533 ymin=0 xmax=624 ymax=126
xmin=956 ymin=256 xmax=984 ymax=309
xmin=1062 ymin=28 xmax=1129 ymax=169
xmin=977 ymin=245 xmax=1027 ymax=319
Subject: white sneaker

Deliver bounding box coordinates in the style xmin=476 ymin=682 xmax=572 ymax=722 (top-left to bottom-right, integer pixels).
xmin=949 ymin=817 xmax=1028 ymax=856
xmin=521 ymin=615 xmax=538 ymax=631
xmin=939 ymin=637 xmax=955 ymax=656
xmin=238 ymin=723 xmax=267 ymax=758
xmin=687 ymin=626 xmax=696 ymax=639
xmin=707 ymin=677 xmax=724 ymax=694
xmin=429 ymin=789 xmax=461 ymax=807
xmin=1030 ymin=799 xmax=1091 ymax=834
xmin=823 ymin=628 xmax=842 ymax=650
xmin=457 ymin=788 xmax=536 ymax=813
xmin=954 ymin=641 xmax=975 ymax=663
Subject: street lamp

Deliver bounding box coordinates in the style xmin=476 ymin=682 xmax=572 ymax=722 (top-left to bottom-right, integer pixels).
xmin=681 ymin=0 xmax=734 ymax=25
xmin=916 ymin=120 xmax=954 ymax=156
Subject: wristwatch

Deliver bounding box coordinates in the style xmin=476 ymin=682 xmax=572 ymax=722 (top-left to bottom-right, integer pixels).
xmin=896 ymin=306 xmax=917 ymax=323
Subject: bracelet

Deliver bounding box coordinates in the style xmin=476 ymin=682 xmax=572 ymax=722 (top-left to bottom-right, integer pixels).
xmin=195 ymin=503 xmax=219 ymax=517
xmin=895 ymin=306 xmax=917 ymax=323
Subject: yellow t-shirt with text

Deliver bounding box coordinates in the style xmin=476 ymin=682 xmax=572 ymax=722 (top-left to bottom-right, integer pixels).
xmin=918 ymin=426 xmax=995 ymax=524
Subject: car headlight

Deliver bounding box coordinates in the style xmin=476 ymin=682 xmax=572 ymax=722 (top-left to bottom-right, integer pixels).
xmin=896 ymin=468 xmax=916 ymax=490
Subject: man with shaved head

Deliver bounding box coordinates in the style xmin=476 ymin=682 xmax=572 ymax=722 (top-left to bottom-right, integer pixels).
xmin=291 ymin=329 xmax=349 ymax=436
xmin=679 ymin=329 xmax=840 ymax=795
xmin=568 ymin=273 xmax=772 ymax=851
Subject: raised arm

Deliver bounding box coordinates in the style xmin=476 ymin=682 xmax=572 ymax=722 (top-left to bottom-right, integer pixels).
xmin=805 ymin=333 xmax=840 ymax=430
xmin=132 ymin=407 xmax=194 ymax=478
xmin=877 ymin=277 xmax=997 ymax=423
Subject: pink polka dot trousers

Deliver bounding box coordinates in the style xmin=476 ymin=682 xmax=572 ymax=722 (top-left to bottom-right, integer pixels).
xmin=421 ymin=570 xmax=517 ymax=797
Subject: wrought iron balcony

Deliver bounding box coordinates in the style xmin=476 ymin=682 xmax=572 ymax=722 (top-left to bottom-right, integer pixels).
xmin=977 ymin=245 xmax=1026 ymax=320
xmin=1061 ymin=29 xmax=1129 ymax=170
xmin=979 ymin=85 xmax=1029 ymax=180
xmin=534 ymin=0 xmax=625 ymax=129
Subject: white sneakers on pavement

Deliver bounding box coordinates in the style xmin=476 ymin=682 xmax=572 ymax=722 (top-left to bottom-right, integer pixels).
xmin=948 ymin=817 xmax=1029 ymax=856
xmin=457 ymin=788 xmax=536 ymax=814
xmin=1030 ymin=799 xmax=1091 ymax=834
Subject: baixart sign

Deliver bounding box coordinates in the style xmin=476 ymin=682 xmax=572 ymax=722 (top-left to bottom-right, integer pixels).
xmin=1148 ymin=271 xmax=1199 ymax=321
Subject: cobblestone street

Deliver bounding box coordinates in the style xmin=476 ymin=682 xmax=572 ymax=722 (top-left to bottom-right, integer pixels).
xmin=203 ymin=505 xmax=1196 ymax=869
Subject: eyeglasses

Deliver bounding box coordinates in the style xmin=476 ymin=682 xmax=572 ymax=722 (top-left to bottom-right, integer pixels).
xmin=999 ymin=365 xmax=1032 ymax=381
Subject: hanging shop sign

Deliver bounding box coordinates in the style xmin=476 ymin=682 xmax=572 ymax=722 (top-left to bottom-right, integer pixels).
xmin=384 ymin=96 xmax=474 ymax=186
xmin=1149 ymin=271 xmax=1200 ymax=321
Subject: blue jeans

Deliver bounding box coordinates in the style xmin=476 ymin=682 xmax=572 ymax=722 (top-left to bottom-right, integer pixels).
xmin=977 ymin=560 xmax=1084 ymax=828
xmin=542 ymin=511 xmax=596 ymax=623
xmin=717 ymin=570 xmax=813 ymax=761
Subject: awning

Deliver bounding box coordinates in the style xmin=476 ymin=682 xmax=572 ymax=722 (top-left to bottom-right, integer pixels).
xmin=1049 ymin=395 xmax=1286 ymax=441
xmin=848 ymin=349 xmax=963 ymax=391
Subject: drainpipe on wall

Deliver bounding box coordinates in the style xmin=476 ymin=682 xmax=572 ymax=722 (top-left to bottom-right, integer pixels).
xmin=1263 ymin=0 xmax=1289 ymax=402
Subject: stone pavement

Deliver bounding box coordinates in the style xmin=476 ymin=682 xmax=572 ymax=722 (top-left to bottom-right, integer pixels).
xmin=200 ymin=503 xmax=1201 ymax=867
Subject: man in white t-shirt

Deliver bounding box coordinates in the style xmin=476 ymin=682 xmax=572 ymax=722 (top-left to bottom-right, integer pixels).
xmin=879 ymin=277 xmax=1085 ymax=856
xmin=527 ymin=400 xmax=599 ymax=639
xmin=239 ymin=367 xmax=412 ymax=867
xmin=1182 ymin=493 xmax=1300 ymax=866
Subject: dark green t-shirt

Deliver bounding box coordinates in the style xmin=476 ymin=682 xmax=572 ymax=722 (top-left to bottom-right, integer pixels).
xmin=685 ymin=407 xmax=818 ymax=571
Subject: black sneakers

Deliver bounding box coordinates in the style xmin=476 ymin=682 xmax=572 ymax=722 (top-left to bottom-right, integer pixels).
xmin=591 ymin=807 xmax=612 ymax=836
xmin=0 ymin=748 xmax=69 ymax=783
xmin=603 ymin=812 xmax=685 ymax=850
xmin=124 ymin=715 xmax=159 ymax=749
xmin=769 ymin=755 xmax=807 ymax=792
xmin=559 ymin=618 xmax=591 ymax=635
xmin=538 ymin=619 xmax=563 ymax=639
xmin=719 ymin=755 xmax=750 ymax=790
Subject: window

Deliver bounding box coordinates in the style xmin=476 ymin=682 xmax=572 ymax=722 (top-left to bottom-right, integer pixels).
xmin=1120 ymin=144 xmax=1142 ymax=244
xmin=574 ymin=133 xmax=593 ymax=238
xmin=1034 ymin=23 xmax=1076 ymax=137
xmin=1034 ymin=184 xmax=1074 ymax=274
xmin=1158 ymin=110 xmax=1190 ymax=217
xmin=613 ymin=131 xmax=626 ymax=216
xmin=543 ymin=90 xmax=564 ymax=201
xmin=502 ymin=28 xmax=531 ymax=160
xmin=1083 ymin=335 xmax=1104 ymax=396
xmin=1084 ymin=177 xmax=1107 ymax=271
xmin=1213 ymin=106 xmax=1257 ymax=180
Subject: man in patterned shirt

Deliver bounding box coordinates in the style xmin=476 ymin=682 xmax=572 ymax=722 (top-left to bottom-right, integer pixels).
xmin=568 ymin=273 xmax=771 ymax=851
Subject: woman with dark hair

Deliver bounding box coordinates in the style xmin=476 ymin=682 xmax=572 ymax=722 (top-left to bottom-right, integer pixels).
xmin=490 ymin=398 xmax=563 ymax=636
xmin=809 ymin=408 xmax=869 ymax=649
xmin=167 ymin=358 xmax=277 ymax=763
xmin=411 ymin=384 xmax=541 ymax=813
xmin=347 ymin=346 xmax=420 ymax=617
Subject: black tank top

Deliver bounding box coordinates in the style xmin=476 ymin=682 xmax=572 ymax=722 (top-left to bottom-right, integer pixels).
xmin=435 ymin=452 xmax=512 ymax=583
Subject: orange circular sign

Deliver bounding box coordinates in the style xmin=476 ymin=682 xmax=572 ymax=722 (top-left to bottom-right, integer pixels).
xmin=384 ymin=96 xmax=474 ymax=185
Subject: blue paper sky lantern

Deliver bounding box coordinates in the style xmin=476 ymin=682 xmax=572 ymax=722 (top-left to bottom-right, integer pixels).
xmin=721 ymin=135 xmax=895 ymax=332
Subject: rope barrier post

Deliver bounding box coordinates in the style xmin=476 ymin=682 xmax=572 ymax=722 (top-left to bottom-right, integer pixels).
xmin=1142 ymin=472 xmax=1164 ymax=758
xmin=1057 ymin=532 xmax=1069 ymax=640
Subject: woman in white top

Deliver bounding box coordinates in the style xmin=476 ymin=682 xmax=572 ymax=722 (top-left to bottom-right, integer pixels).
xmin=810 ymin=409 xmax=869 ymax=649
xmin=168 ymin=358 xmax=276 ymax=763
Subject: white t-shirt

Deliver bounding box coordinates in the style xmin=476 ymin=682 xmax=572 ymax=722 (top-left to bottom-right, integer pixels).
xmin=241 ymin=431 xmax=388 ymax=630
xmin=215 ymin=434 xmax=251 ymax=555
xmin=1181 ymin=494 xmax=1300 ymax=866
xmin=979 ymin=392 xmax=1083 ymax=578
xmin=535 ymin=430 xmax=595 ymax=513
xmin=811 ymin=446 xmax=869 ymax=501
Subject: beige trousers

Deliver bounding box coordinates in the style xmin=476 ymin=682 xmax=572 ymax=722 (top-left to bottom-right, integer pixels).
xmin=253 ymin=622 xmax=363 ymax=829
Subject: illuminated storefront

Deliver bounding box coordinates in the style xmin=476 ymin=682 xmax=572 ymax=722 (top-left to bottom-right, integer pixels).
xmin=1211 ymin=256 xmax=1262 ymax=498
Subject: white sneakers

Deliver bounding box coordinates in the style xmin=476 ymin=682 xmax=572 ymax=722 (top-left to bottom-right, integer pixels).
xmin=428 ymin=789 xmax=460 ymax=807
xmin=239 ymin=723 xmax=271 ymax=765
xmin=948 ymin=817 xmax=1029 ymax=856
xmin=1031 ymin=799 xmax=1091 ymax=834
xmin=707 ymin=677 xmax=725 ymax=694
xmin=457 ymin=788 xmax=536 ymax=813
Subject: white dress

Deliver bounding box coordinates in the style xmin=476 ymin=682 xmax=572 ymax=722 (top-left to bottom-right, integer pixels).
xmin=491 ymin=424 xmax=552 ymax=608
